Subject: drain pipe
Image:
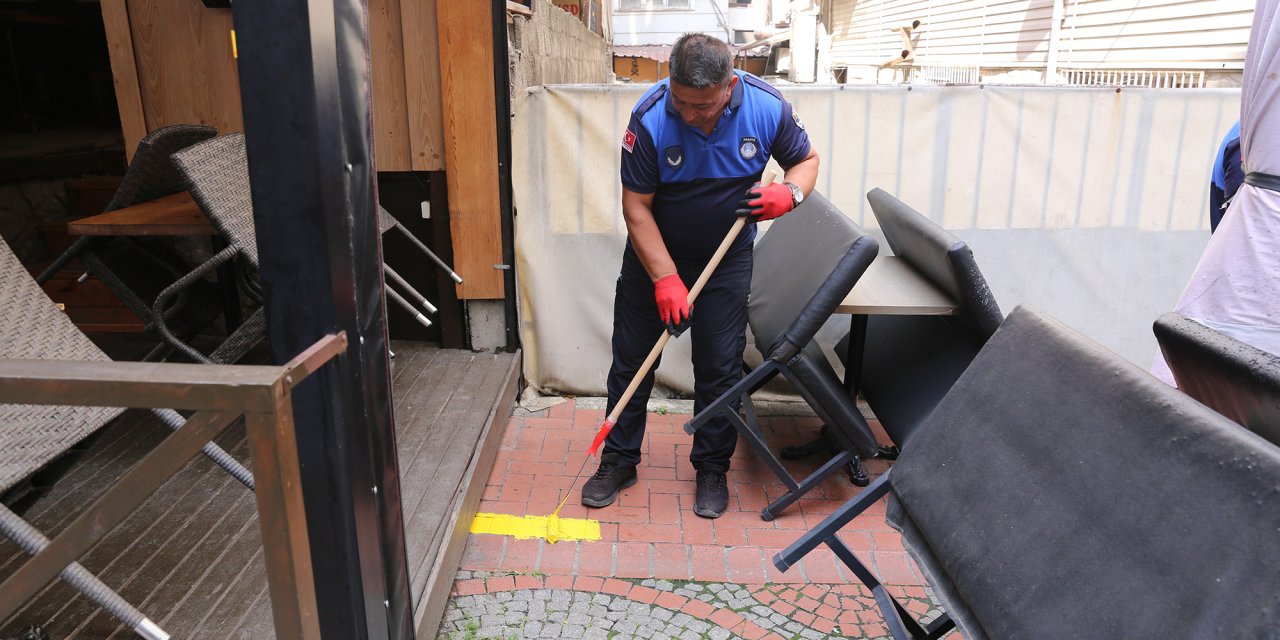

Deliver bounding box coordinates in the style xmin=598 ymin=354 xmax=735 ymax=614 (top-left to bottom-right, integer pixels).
xmin=492 ymin=0 xmax=520 ymax=354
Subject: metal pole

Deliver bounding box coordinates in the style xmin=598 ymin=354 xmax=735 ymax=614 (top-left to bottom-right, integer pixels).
xmin=231 ymin=0 xmax=413 ymax=636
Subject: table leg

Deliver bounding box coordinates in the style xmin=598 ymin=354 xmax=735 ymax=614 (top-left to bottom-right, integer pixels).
xmin=212 ymin=237 xmax=242 ymax=332
xmin=844 ymin=314 xmax=868 ymax=396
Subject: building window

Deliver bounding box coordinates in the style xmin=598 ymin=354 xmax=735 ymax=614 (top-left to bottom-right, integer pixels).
xmin=619 ymin=0 xmax=693 ymax=10
xmin=733 ymin=30 xmax=752 ymax=44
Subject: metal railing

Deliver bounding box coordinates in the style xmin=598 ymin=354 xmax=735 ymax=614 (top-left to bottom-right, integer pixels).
xmin=0 ymin=332 xmax=348 ymax=639
xmin=1061 ymin=68 xmax=1205 ymax=88
xmin=909 ymin=65 xmax=982 ymax=85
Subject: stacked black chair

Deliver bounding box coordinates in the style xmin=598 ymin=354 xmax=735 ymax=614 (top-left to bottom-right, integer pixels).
xmin=842 ymin=188 xmax=1003 ymax=452
xmin=684 ymin=191 xmax=881 ymax=521
xmin=776 ymin=306 xmax=1280 ymax=639
xmin=1154 ymin=312 xmax=1280 ymax=446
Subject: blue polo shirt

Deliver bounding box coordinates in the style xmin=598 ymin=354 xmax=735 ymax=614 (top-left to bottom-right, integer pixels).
xmin=620 ymin=71 xmax=812 ymax=261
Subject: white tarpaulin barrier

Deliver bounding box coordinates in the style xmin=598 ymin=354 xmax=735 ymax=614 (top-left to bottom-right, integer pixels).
xmin=513 ymin=83 xmax=1239 ymax=397
xmin=1153 ymin=0 xmax=1280 ymax=384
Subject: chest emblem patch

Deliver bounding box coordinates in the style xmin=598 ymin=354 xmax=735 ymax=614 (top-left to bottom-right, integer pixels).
xmin=739 ymin=137 xmax=759 ymax=160
xmin=665 ymin=145 xmax=684 ymax=168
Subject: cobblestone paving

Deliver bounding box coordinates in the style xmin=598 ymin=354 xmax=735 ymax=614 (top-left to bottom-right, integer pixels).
xmin=436 ymin=570 xmax=949 ymax=640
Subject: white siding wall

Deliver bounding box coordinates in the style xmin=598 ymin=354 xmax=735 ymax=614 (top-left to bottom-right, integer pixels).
xmin=1058 ymin=0 xmax=1253 ymax=69
xmin=828 ymin=0 xmax=1252 ymax=73
xmin=829 ymin=0 xmax=1055 ymax=69
xmin=613 ymin=0 xmax=732 ymax=45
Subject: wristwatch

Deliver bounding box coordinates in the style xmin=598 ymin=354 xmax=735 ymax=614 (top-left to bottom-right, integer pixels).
xmin=785 ymin=182 xmax=804 ymax=208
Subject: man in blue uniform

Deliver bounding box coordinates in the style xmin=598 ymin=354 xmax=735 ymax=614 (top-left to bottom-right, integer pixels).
xmin=581 ymin=33 xmax=819 ymax=518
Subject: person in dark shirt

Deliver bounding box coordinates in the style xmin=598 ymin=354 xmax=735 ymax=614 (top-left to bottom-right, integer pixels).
xmin=1210 ymin=121 xmax=1243 ymax=232
xmin=581 ymin=33 xmax=819 ymax=518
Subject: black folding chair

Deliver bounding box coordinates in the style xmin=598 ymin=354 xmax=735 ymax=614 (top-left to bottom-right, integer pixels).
xmin=776 ymin=305 xmax=1280 ymax=639
xmin=684 ymin=191 xmax=880 ymax=521
xmin=1154 ymin=312 xmax=1280 ymax=446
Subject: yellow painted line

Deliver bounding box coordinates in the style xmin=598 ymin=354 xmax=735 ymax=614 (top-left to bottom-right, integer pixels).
xmin=471 ymin=513 xmax=601 ymax=543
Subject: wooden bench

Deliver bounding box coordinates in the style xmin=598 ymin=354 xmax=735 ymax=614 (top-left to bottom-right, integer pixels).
xmin=776 ymin=305 xmax=1280 ymax=639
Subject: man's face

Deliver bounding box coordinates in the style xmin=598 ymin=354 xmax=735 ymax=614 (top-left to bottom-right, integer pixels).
xmin=669 ymin=76 xmax=737 ymax=131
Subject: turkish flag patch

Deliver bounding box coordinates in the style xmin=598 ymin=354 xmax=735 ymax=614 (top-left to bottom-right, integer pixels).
xmin=622 ymin=129 xmax=636 ymax=153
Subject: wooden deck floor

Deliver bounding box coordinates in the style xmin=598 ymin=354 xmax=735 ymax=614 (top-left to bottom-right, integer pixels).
xmin=0 ymin=342 xmax=519 ymax=639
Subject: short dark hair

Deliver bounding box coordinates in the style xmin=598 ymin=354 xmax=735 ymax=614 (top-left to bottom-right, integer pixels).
xmin=669 ymin=33 xmax=733 ymax=89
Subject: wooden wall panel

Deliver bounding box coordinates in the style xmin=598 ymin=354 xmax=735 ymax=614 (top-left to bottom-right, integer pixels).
xmin=100 ymin=0 xmax=147 ymax=164
xmin=100 ymin=1 xmax=441 ymax=172
xmin=436 ymin=2 xmax=504 ymax=299
xmin=127 ymin=0 xmax=243 ymax=135
xmin=369 ymin=0 xmax=412 ymax=171
xmin=401 ymin=0 xmax=447 ymax=171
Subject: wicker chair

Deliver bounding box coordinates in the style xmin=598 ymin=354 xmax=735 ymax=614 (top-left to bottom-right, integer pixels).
xmin=36 ymin=125 xmax=221 ymax=360
xmin=0 ymin=236 xmax=253 ymax=640
xmin=154 ymin=133 xmax=459 ymax=363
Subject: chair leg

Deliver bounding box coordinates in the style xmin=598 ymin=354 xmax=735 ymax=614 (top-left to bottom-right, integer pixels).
xmin=34 ymin=237 xmax=94 ymax=285
xmin=391 ymin=223 xmax=463 ymax=284
xmin=0 ymin=506 xmax=170 ymax=640
xmin=385 ymin=284 xmax=432 ymax=329
xmin=774 ymin=470 xmax=893 ymax=571
xmin=153 ymin=409 xmax=254 ymax=490
xmin=383 ymin=264 xmax=437 ymax=314
xmin=761 ymin=449 xmax=854 ymax=521
xmin=684 ymin=362 xmax=779 ymax=435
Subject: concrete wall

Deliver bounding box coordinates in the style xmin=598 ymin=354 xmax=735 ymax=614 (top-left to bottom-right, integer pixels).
xmin=508 ymin=0 xmax=614 ymax=108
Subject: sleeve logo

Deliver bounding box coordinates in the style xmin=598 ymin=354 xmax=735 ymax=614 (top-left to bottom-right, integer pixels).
xmin=622 ymin=129 xmax=637 ymax=153
xmin=792 ymin=110 xmax=805 ymax=130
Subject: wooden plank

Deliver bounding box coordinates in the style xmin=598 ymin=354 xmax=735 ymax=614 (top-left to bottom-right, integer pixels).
xmin=401 ymin=0 xmax=446 ymax=171
xmin=44 ymin=461 xmax=244 ymax=638
xmin=369 ymin=0 xmax=413 ymax=171
xmin=436 ymin=1 xmax=505 ymax=299
xmin=99 ymin=0 xmax=147 ymax=164
xmin=413 ymin=351 xmax=519 ymax=636
xmin=126 ymin=0 xmax=243 ymax=135
xmin=0 ymin=344 xmax=513 ymax=638
xmin=66 ymin=192 xmax=215 ymax=237
xmin=0 ymin=360 xmax=282 ymax=412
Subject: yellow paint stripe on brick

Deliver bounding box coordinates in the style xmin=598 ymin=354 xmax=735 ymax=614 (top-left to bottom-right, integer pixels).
xmin=470 ymin=513 xmax=601 ymax=543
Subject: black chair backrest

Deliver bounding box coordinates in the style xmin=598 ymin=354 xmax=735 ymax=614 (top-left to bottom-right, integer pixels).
xmin=856 ymin=189 xmax=1004 ymax=448
xmin=867 ymin=188 xmax=1002 ymax=338
xmin=749 ymin=190 xmax=878 ymax=362
xmin=105 ymin=125 xmax=216 ymax=213
xmin=170 ymin=133 xmax=259 ymax=267
xmin=1154 ymin=312 xmax=1280 ymax=446
xmin=891 ymin=305 xmax=1280 ymax=639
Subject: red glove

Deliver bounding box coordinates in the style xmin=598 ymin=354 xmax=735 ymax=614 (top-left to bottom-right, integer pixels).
xmin=653 ymin=274 xmax=690 ymax=327
xmin=736 ymin=182 xmax=795 ymax=222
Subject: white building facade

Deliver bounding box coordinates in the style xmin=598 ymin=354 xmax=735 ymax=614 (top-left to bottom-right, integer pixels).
xmin=612 ymin=0 xmax=768 ymax=47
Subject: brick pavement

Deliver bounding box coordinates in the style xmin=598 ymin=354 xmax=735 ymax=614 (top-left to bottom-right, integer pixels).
xmin=436 ymin=399 xmax=955 ymax=639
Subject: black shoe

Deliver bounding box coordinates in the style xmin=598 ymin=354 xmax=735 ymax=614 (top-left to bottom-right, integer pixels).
xmin=845 ymin=456 xmax=870 ymax=487
xmin=693 ymin=467 xmax=729 ymax=518
xmin=581 ymin=454 xmax=637 ymax=508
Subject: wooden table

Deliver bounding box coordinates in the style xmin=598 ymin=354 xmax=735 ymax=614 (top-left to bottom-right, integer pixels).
xmin=67 ymin=192 xmax=215 ymax=237
xmin=838 ymin=256 xmax=958 ymax=394
xmin=65 ymin=192 xmax=240 ymax=329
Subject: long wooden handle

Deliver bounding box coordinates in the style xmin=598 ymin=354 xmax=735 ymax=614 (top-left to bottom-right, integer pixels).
xmin=606 ymin=170 xmax=779 ymax=423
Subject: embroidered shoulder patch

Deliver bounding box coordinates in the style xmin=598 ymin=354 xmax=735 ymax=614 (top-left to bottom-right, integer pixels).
xmin=792 ymin=110 xmax=805 ymax=130
xmin=622 ymin=129 xmax=637 ymax=153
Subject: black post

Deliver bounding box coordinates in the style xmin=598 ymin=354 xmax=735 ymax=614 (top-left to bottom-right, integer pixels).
xmin=492 ymin=0 xmax=520 ymax=353
xmin=232 ymin=1 xmax=413 ymax=638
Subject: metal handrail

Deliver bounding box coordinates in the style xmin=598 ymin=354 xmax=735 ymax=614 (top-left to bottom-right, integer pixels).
xmin=0 ymin=332 xmax=347 ymax=639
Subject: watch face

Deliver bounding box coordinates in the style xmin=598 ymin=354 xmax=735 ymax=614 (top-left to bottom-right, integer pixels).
xmin=789 ymin=183 xmax=804 ymax=205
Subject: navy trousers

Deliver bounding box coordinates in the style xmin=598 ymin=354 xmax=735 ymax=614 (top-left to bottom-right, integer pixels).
xmin=603 ymin=243 xmax=752 ymax=471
